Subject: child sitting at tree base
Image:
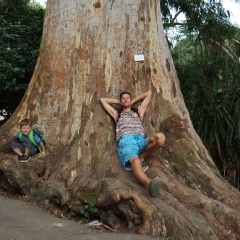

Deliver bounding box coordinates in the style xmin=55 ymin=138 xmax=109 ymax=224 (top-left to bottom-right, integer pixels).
xmin=10 ymin=119 xmax=46 ymax=162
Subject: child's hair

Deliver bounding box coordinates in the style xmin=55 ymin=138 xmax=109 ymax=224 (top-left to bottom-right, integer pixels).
xmin=19 ymin=119 xmax=32 ymax=128
xmin=120 ymin=91 xmax=131 ymax=100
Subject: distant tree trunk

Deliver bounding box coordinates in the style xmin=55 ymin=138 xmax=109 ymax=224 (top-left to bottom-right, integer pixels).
xmin=1 ymin=0 xmax=240 ymax=239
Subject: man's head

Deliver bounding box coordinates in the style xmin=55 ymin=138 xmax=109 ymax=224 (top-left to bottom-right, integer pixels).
xmin=119 ymin=91 xmax=132 ymax=109
xmin=19 ymin=118 xmax=32 ymax=135
xmin=120 ymin=91 xmax=131 ymax=100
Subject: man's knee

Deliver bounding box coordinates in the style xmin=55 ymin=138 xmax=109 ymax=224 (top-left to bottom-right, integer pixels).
xmin=159 ymin=132 xmax=166 ymax=145
xmin=155 ymin=132 xmax=165 ymax=146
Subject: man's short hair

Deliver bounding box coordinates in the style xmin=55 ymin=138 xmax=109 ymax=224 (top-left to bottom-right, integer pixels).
xmin=120 ymin=91 xmax=131 ymax=100
xmin=19 ymin=119 xmax=32 ymax=128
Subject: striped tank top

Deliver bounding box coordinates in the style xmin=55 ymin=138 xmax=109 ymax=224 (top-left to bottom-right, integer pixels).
xmin=116 ymin=109 xmax=144 ymax=141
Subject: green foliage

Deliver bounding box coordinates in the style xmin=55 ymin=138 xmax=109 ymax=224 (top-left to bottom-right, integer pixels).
xmin=161 ymin=0 xmax=236 ymax=49
xmin=0 ymin=0 xmax=44 ymax=118
xmin=80 ymin=203 xmax=98 ymax=220
xmin=172 ymin=30 xmax=240 ymax=188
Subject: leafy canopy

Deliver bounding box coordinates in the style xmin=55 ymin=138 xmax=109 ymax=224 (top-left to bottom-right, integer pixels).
xmin=0 ymin=0 xmax=44 ymax=116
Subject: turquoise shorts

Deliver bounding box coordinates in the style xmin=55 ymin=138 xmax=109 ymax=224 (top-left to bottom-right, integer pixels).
xmin=117 ymin=134 xmax=149 ymax=171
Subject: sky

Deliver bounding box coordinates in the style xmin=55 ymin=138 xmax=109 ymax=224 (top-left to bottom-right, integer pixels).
xmin=35 ymin=0 xmax=239 ymax=26
xmin=222 ymin=0 xmax=240 ymax=26
xmin=35 ymin=0 xmax=46 ymax=7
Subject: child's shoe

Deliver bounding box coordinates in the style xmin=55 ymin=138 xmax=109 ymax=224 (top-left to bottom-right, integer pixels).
xmin=19 ymin=155 xmax=24 ymax=161
xmin=19 ymin=155 xmax=30 ymax=163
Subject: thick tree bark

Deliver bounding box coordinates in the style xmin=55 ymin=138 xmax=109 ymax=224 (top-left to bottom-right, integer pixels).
xmin=1 ymin=0 xmax=240 ymax=239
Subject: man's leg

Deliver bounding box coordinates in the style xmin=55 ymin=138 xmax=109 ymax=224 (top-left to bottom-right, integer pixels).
xmin=130 ymin=157 xmax=151 ymax=187
xmin=130 ymin=157 xmax=163 ymax=197
xmin=140 ymin=132 xmax=165 ymax=161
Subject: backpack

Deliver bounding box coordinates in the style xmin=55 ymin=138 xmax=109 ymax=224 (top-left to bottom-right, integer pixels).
xmin=18 ymin=128 xmax=46 ymax=152
xmin=116 ymin=108 xmax=142 ymax=123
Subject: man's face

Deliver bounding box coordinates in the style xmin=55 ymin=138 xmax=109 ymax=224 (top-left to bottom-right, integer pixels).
xmin=20 ymin=125 xmax=31 ymax=135
xmin=120 ymin=94 xmax=131 ymax=108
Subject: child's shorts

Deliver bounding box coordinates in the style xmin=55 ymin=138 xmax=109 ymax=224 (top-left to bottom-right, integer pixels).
xmin=117 ymin=134 xmax=149 ymax=171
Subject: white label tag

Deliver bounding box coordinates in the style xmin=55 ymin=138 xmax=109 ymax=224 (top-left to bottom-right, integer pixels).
xmin=134 ymin=55 xmax=145 ymax=62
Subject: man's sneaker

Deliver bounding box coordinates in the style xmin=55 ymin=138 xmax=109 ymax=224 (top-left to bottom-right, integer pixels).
xmin=19 ymin=155 xmax=30 ymax=163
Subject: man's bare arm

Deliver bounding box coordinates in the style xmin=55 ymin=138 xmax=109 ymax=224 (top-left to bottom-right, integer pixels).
xmin=131 ymin=91 xmax=152 ymax=116
xmin=100 ymin=98 xmax=120 ymax=121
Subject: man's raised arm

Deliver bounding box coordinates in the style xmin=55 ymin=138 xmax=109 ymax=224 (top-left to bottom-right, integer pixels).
xmin=131 ymin=91 xmax=152 ymax=116
xmin=100 ymin=97 xmax=120 ymax=121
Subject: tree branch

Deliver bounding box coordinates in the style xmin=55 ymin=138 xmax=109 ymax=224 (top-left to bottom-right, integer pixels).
xmin=209 ymin=39 xmax=238 ymax=60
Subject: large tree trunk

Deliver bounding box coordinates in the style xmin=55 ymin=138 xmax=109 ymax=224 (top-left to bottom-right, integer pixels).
xmin=1 ymin=0 xmax=240 ymax=239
